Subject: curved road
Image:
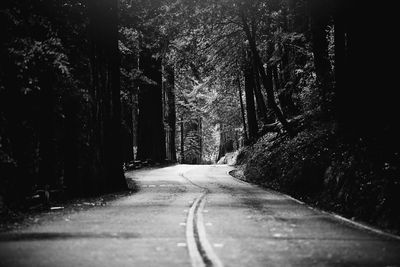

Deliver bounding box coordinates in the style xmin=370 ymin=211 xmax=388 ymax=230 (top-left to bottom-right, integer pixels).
xmin=1 ymin=164 xmax=400 ymax=266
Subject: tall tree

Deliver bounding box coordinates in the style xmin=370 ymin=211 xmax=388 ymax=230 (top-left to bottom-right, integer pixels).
xmin=237 ymin=73 xmax=248 ymax=141
xmin=37 ymin=70 xmax=57 ymax=189
xmin=251 ymin=54 xmax=270 ymax=125
xmin=136 ymin=47 xmax=166 ymax=163
xmin=332 ymin=0 xmax=346 ymax=124
xmin=308 ymin=0 xmax=333 ymax=115
xmin=163 ymin=64 xmax=177 ymax=162
xmin=243 ymin=58 xmax=258 ymax=140
xmin=88 ymin=0 xmax=126 ymax=193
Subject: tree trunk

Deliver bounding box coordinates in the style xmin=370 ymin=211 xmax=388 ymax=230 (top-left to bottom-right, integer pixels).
xmin=88 ymin=0 xmax=126 ymax=194
xmin=198 ymin=117 xmax=202 ymax=163
xmin=163 ymin=65 xmax=177 ymax=162
xmin=217 ymin=124 xmax=225 ymax=160
xmin=180 ymin=117 xmax=184 ymax=163
xmin=251 ymin=55 xmax=270 ymax=125
xmin=108 ymin=0 xmax=126 ymax=191
xmin=240 ymin=14 xmax=293 ymax=135
xmin=137 ymin=47 xmax=166 ymax=163
xmin=333 ymin=0 xmax=346 ymax=124
xmin=237 ymin=74 xmax=248 ymax=141
xmin=38 ymin=72 xmax=57 ymax=189
xmin=121 ymin=96 xmax=133 ymax=164
xmin=243 ymin=64 xmax=258 ymax=140
xmin=309 ymin=0 xmax=333 ymax=116
xmin=63 ymin=95 xmax=81 ymax=196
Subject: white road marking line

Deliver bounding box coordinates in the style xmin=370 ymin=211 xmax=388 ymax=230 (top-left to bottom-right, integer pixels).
xmin=180 ymin=222 xmax=186 ymax=226
xmin=181 ymin=171 xmax=224 ymax=267
xmin=203 ymin=210 xmax=208 ymax=213
xmin=184 ymin=209 xmax=188 ymax=213
xmin=285 ymin=194 xmax=305 ymax=205
xmin=213 ymin=243 xmax=224 ymax=248
xmin=177 ymin=243 xmax=187 ymax=247
xmin=159 ymin=184 xmax=166 ymax=187
xmin=205 ymin=222 xmax=212 ymax=226
xmin=149 ymin=185 xmax=156 ymax=188
xmin=186 ymin=193 xmax=224 ymax=267
xmin=196 ymin=197 xmax=224 ymax=267
xmin=186 ymin=196 xmax=205 ymax=267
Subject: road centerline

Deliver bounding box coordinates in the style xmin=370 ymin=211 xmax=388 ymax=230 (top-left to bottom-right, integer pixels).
xmin=182 ymin=171 xmax=223 ymax=267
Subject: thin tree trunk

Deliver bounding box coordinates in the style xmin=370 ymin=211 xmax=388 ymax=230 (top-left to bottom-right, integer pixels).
xmin=333 ymin=0 xmax=346 ymax=124
xmin=198 ymin=117 xmax=202 ymax=163
xmin=309 ymin=0 xmax=333 ymax=116
xmin=251 ymin=55 xmax=270 ymax=125
xmin=131 ymin=86 xmax=138 ymax=160
xmin=180 ymin=117 xmax=184 ymax=163
xmin=243 ymin=64 xmax=258 ymax=140
xmin=237 ymin=74 xmax=248 ymax=141
xmin=218 ymin=124 xmax=225 ymax=160
xmin=272 ymin=65 xmax=281 ymax=92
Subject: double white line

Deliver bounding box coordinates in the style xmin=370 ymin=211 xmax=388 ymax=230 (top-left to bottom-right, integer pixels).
xmin=181 ymin=173 xmax=224 ymax=267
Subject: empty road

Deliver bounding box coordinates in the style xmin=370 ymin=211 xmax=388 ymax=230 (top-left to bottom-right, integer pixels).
xmin=1 ymin=164 xmax=400 ymax=266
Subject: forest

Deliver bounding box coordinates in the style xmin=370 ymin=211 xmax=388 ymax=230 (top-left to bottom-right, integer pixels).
xmin=1 ymin=1 xmax=399 ymax=233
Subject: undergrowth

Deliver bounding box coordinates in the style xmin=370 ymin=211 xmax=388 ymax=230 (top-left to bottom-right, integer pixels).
xmin=236 ymin=120 xmax=400 ymax=234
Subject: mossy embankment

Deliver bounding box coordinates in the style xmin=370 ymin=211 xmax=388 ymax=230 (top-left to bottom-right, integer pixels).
xmin=234 ymin=119 xmax=400 ymax=235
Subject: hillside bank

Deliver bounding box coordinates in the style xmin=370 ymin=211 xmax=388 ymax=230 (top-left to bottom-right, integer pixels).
xmin=232 ymin=119 xmax=400 ymax=235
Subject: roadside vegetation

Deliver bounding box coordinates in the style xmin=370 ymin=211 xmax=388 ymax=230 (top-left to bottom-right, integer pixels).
xmin=234 ymin=117 xmax=400 ymax=234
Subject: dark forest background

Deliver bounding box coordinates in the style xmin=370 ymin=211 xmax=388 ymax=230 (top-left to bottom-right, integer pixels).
xmin=1 ymin=0 xmax=399 ymax=232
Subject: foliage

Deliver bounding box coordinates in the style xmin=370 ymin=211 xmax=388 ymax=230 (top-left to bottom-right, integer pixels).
xmin=238 ymin=120 xmax=400 ymax=234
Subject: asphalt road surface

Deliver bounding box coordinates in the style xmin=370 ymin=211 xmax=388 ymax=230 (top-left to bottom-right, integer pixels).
xmin=1 ymin=164 xmax=400 ymax=267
